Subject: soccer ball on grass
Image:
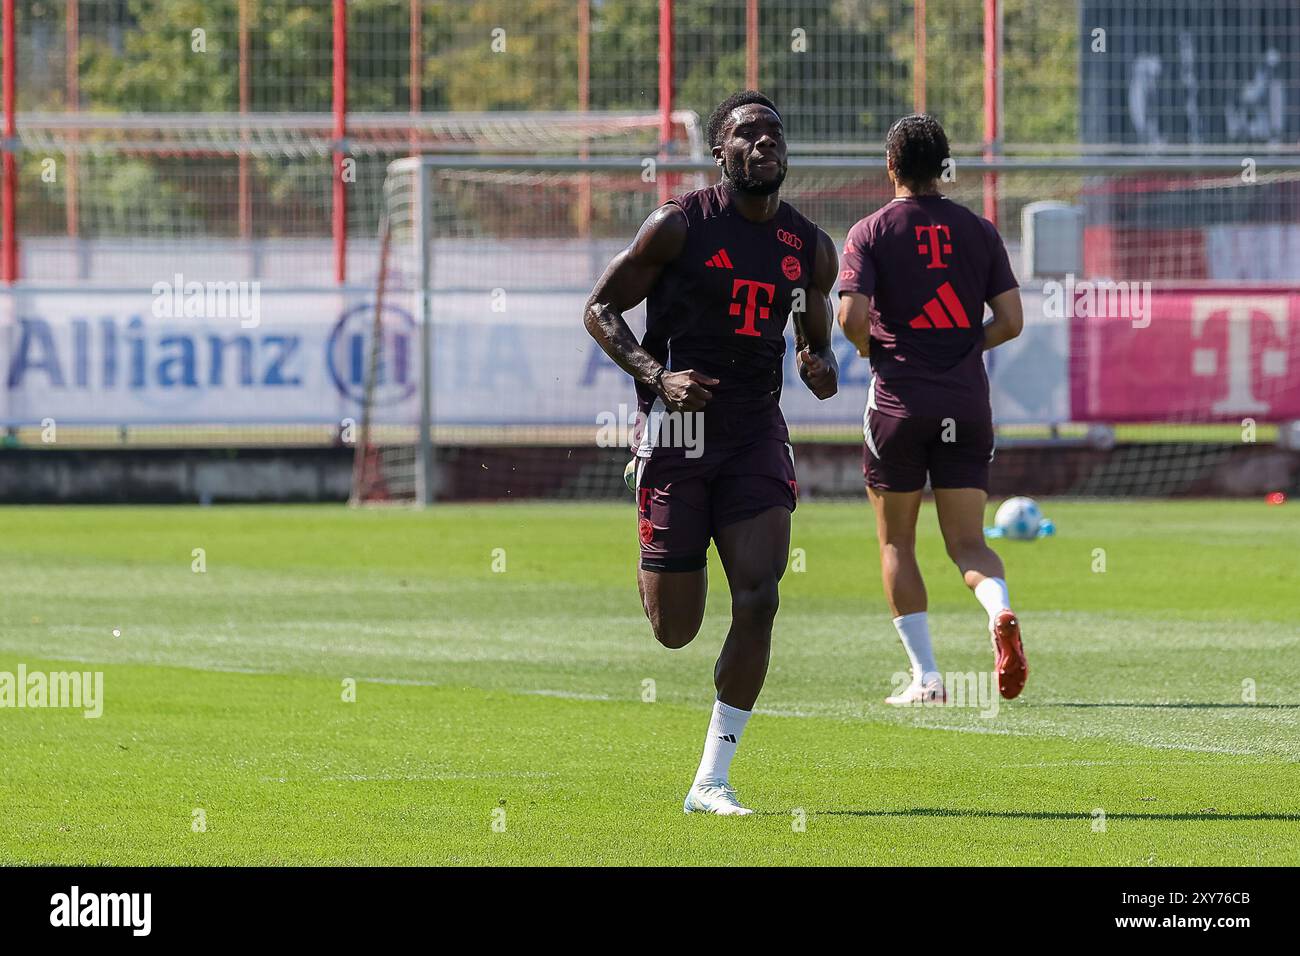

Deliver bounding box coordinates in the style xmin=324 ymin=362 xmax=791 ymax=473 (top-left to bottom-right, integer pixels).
xmin=992 ymin=496 xmax=1049 ymax=541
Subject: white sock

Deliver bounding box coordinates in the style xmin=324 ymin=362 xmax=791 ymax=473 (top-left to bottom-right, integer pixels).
xmin=892 ymin=611 xmax=939 ymax=684
xmin=974 ymin=577 xmax=1012 ymax=626
xmin=692 ymin=699 xmax=751 ymax=786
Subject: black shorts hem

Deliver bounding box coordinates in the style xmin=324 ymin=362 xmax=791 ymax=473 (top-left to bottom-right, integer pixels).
xmin=640 ymin=552 xmax=708 ymax=573
xmin=928 ymin=479 xmax=990 ymax=492
xmin=712 ymin=499 xmax=795 ymax=533
xmin=864 ymin=477 xmax=927 ymax=494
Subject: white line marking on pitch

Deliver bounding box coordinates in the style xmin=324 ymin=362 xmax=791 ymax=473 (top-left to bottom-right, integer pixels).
xmin=525 ymin=689 xmax=611 ymax=701
xmin=259 ymin=771 xmax=557 ymax=783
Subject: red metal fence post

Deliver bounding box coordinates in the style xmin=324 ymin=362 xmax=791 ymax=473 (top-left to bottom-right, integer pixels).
xmin=239 ymin=0 xmax=251 ymax=241
xmin=745 ymin=0 xmax=758 ymax=90
xmin=333 ymin=0 xmax=347 ymax=284
xmin=410 ymin=0 xmax=421 ymax=155
xmin=913 ymin=0 xmax=926 ymax=114
xmin=657 ymin=0 xmax=673 ymax=204
xmin=2 ymin=0 xmax=17 ymax=283
xmin=982 ymin=0 xmax=1000 ymax=227
xmin=578 ymin=0 xmax=591 ymax=236
xmin=66 ymin=0 xmax=79 ymax=241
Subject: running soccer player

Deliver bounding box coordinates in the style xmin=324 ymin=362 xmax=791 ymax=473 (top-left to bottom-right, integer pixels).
xmin=837 ymin=113 xmax=1027 ymax=705
xmin=583 ymin=91 xmax=839 ymax=815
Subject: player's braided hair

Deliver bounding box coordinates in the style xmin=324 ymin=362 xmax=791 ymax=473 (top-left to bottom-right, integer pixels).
xmin=886 ymin=113 xmax=950 ymax=189
xmin=707 ymin=90 xmax=781 ymax=148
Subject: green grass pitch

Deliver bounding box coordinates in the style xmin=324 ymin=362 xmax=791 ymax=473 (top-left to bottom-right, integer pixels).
xmin=1 ymin=500 xmax=1297 ymax=865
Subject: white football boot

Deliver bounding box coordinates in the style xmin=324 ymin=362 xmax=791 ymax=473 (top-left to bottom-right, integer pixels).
xmin=683 ymin=780 xmax=754 ymax=816
xmin=885 ymin=675 xmax=947 ymax=706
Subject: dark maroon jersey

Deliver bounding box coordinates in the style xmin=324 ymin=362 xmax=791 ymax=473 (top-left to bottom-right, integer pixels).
xmin=839 ymin=195 xmax=1018 ymax=419
xmin=636 ymin=183 xmax=820 ymax=452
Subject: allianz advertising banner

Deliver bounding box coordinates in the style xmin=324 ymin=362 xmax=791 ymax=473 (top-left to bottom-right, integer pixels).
xmin=0 ymin=285 xmax=1070 ymax=430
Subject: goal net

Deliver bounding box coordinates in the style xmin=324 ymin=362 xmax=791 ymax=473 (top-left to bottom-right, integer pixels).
xmin=355 ymin=154 xmax=1300 ymax=504
xmin=19 ymin=110 xmax=703 ymax=286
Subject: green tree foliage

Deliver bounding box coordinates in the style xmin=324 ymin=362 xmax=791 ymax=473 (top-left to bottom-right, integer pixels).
xmin=77 ymin=0 xmax=242 ymax=112
xmin=15 ymin=0 xmax=1077 ymax=242
xmin=423 ymin=0 xmax=580 ymax=111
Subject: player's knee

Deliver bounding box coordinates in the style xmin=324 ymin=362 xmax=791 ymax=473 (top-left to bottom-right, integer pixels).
xmin=732 ymin=578 xmax=780 ymax=629
xmin=651 ymin=617 xmax=700 ymax=649
xmin=944 ymin=535 xmax=988 ymax=566
xmin=880 ymin=535 xmax=918 ymax=558
xmin=645 ymin=600 xmax=703 ymax=649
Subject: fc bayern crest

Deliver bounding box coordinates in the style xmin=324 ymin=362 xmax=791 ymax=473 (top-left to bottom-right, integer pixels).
xmin=781 ymin=255 xmax=801 ymax=280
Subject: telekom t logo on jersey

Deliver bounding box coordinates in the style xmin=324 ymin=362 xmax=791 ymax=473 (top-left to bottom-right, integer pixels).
xmin=730 ymin=278 xmax=777 ymax=337
xmin=915 ymin=224 xmax=952 ymax=269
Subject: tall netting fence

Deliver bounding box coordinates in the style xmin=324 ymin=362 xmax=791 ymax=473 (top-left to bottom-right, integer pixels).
xmin=2 ymin=0 xmax=1298 ymax=492
xmin=357 ymin=155 xmax=1300 ymax=503
xmin=15 ymin=110 xmax=701 ymax=285
xmin=0 ymin=109 xmax=700 ymax=450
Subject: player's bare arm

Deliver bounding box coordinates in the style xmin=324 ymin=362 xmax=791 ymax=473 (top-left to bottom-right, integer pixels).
xmin=583 ymin=204 xmax=719 ymax=413
xmin=837 ymin=290 xmax=873 ymax=357
xmin=795 ymin=227 xmax=840 ymax=400
xmin=982 ymin=287 xmax=1024 ymax=350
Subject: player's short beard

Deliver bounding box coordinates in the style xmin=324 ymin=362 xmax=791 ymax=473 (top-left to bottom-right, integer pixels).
xmin=723 ymin=152 xmax=787 ymax=196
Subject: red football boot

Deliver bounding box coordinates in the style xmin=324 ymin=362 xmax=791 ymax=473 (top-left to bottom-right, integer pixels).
xmin=991 ymin=610 xmax=1028 ymax=700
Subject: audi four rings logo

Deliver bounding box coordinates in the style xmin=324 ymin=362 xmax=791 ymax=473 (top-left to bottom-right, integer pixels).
xmin=777 ymin=228 xmax=802 ymax=250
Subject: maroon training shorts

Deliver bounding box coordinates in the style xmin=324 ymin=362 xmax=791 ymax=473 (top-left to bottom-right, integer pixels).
xmin=635 ymin=439 xmax=797 ymax=573
xmin=864 ymin=409 xmax=995 ymax=492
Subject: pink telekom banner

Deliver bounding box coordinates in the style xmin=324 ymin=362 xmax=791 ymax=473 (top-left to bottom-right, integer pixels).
xmin=1070 ymin=287 xmax=1300 ymax=422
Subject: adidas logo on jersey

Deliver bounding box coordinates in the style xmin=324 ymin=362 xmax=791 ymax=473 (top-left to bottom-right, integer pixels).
xmin=704 ymin=248 xmax=734 ymax=269
xmin=909 ymin=280 xmax=971 ymax=329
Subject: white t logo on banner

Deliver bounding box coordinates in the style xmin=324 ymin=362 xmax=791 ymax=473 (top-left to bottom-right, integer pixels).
xmin=1190 ymin=296 xmax=1289 ymax=415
